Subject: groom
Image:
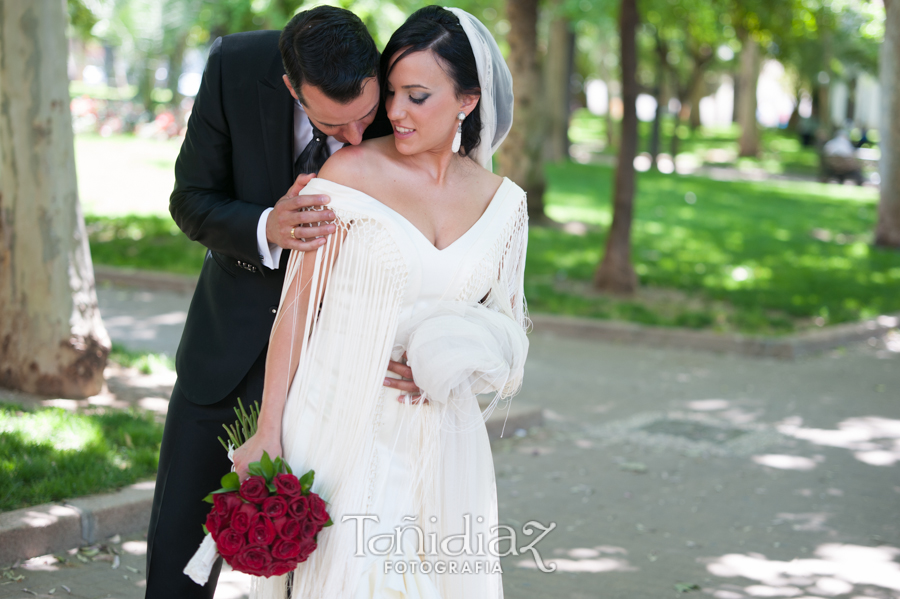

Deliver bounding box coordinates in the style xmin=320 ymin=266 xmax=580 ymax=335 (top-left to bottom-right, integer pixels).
xmin=145 ymin=7 xmax=418 ymax=598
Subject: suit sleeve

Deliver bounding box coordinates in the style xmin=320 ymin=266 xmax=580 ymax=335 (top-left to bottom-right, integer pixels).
xmin=169 ymin=37 xmax=267 ymax=267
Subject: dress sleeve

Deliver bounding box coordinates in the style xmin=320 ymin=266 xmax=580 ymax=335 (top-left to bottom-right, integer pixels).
xmin=500 ymin=190 xmax=530 ymax=333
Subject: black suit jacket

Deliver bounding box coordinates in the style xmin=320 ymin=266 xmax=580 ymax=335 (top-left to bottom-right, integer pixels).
xmin=170 ymin=30 xmax=391 ymax=405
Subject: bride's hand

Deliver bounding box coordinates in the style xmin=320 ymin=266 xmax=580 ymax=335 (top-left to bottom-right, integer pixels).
xmin=232 ymin=430 xmax=283 ymax=482
xmin=385 ymin=352 xmax=428 ymax=405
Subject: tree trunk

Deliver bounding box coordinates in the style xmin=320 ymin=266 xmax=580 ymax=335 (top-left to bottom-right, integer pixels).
xmin=136 ymin=57 xmax=156 ymax=115
xmin=669 ymin=76 xmax=685 ymax=158
xmin=875 ymin=0 xmax=900 ymax=247
xmin=688 ymin=71 xmax=704 ymax=130
xmin=605 ymin=88 xmax=617 ymax=150
xmin=543 ymin=8 xmax=574 ymax=163
xmin=167 ymin=35 xmax=187 ymax=109
xmin=787 ymin=83 xmax=802 ymax=131
xmin=846 ymin=75 xmax=857 ymax=124
xmin=498 ymin=0 xmax=546 ymax=219
xmin=649 ymin=33 xmax=666 ymax=163
xmin=816 ymin=13 xmax=834 ymax=142
xmin=649 ymin=83 xmax=664 ymax=162
xmin=594 ymin=0 xmax=639 ymax=295
xmin=0 ymin=0 xmax=110 ymax=397
xmin=737 ymin=27 xmax=760 ymax=157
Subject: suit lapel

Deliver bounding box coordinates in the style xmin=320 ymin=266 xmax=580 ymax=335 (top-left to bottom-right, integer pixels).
xmin=258 ymin=75 xmax=293 ymax=205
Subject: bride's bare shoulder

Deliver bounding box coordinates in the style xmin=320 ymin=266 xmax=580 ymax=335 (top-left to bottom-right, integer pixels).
xmin=461 ymin=159 xmax=506 ymax=198
xmin=317 ymin=138 xmax=394 ymax=188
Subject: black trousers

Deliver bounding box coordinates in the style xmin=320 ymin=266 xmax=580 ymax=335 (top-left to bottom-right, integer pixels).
xmin=144 ymin=347 xmax=268 ymax=599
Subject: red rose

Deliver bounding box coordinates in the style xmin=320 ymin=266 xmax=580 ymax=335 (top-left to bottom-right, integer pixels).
xmin=273 ymin=516 xmax=301 ymax=540
xmin=205 ymin=512 xmax=222 ymax=540
xmin=262 ymin=495 xmax=288 ymax=519
xmin=266 ymin=560 xmax=297 ymax=577
xmin=247 ymin=513 xmax=277 ymax=547
xmin=273 ymin=473 xmax=302 ymax=497
xmin=272 ymin=539 xmax=301 ymax=560
xmin=299 ymin=519 xmax=317 ymax=540
xmin=240 ymin=476 xmax=270 ymax=504
xmin=296 ymin=537 xmax=317 ymax=563
xmin=287 ymin=496 xmax=308 ymax=521
xmin=216 ymin=527 xmax=244 ymax=557
xmin=307 ymin=494 xmax=330 ymax=525
xmin=214 ymin=492 xmax=243 ymax=517
xmin=230 ymin=502 xmax=258 ymax=534
xmin=231 ymin=546 xmax=272 ymax=576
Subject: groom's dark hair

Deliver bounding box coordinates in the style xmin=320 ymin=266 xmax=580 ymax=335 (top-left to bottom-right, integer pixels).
xmin=279 ymin=6 xmax=379 ymax=104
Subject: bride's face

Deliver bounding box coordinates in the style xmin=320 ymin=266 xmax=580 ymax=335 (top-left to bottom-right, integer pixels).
xmin=385 ymin=49 xmax=477 ymax=157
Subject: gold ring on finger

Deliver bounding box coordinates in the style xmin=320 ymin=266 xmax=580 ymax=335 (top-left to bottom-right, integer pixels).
xmin=290 ymin=227 xmax=296 ymax=239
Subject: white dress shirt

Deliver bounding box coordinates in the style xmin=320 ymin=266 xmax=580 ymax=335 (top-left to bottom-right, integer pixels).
xmin=256 ymin=101 xmax=344 ymax=269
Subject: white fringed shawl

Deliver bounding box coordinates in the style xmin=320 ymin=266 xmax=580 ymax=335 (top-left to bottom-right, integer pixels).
xmin=251 ymin=178 xmax=529 ymax=599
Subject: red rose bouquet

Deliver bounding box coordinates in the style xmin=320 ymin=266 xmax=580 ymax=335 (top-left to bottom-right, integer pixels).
xmin=184 ymin=401 xmax=331 ymax=584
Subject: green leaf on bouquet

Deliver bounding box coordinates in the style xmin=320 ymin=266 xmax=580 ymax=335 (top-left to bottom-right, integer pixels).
xmin=284 ymin=461 xmax=293 ymax=475
xmin=267 ymin=483 xmax=277 ymax=493
xmin=260 ymin=451 xmax=276 ymax=481
xmin=203 ymin=493 xmax=214 ymax=504
xmin=202 ymin=524 xmax=209 ymax=535
xmin=323 ymin=517 xmax=333 ymax=527
xmin=248 ymin=462 xmax=264 ymax=478
xmin=220 ymin=472 xmax=240 ymax=491
xmin=298 ymin=469 xmax=315 ymax=493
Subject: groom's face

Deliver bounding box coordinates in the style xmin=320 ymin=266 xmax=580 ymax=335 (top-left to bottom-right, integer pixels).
xmin=284 ymin=76 xmax=380 ymax=146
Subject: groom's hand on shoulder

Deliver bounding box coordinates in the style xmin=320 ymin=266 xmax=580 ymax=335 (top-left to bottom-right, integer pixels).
xmin=266 ymin=173 xmax=337 ymax=252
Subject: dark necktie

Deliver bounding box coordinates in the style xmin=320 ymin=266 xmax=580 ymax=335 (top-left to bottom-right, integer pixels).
xmin=293 ymin=119 xmax=331 ymax=177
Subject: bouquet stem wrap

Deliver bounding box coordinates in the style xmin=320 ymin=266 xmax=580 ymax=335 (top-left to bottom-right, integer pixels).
xmin=184 ymin=533 xmax=219 ymax=585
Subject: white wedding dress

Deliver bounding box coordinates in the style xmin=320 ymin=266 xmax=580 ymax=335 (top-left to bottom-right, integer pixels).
xmin=250 ymin=176 xmax=529 ymax=599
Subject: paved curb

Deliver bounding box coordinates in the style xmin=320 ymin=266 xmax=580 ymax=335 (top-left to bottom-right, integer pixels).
xmin=94 ymin=265 xmax=898 ymax=360
xmin=0 ymin=481 xmax=154 ymax=567
xmin=530 ymin=312 xmax=899 ymax=360
xmin=95 ymin=265 xmax=197 ymax=294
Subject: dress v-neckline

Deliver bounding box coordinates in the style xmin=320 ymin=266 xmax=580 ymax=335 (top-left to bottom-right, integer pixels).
xmin=315 ymin=177 xmax=510 ymax=254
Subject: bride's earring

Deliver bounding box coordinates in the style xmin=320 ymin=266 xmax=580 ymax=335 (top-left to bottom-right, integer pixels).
xmin=451 ymin=111 xmax=465 ymax=153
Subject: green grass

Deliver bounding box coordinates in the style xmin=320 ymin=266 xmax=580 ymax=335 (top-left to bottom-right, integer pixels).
xmin=86 ymin=214 xmax=206 ymax=275
xmin=79 ymin=133 xmax=899 ymax=335
xmin=0 ymin=403 xmax=162 ymax=511
xmin=527 ymin=162 xmax=898 ymax=334
xmin=569 ymin=108 xmax=826 ymax=177
xmin=109 ymin=342 xmax=175 ymax=375
xmin=75 ymin=134 xmax=180 ymax=216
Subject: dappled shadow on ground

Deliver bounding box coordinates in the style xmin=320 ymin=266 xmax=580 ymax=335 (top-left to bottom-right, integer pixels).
xmin=517 ymin=545 xmax=638 ymax=573
xmin=703 ymin=543 xmax=900 ymax=598
xmin=0 ymin=364 xmax=172 ymax=420
xmin=776 ymin=416 xmax=900 ymax=468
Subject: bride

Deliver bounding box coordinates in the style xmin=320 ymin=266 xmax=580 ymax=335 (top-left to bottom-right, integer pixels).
xmin=234 ymin=6 xmax=528 ymax=598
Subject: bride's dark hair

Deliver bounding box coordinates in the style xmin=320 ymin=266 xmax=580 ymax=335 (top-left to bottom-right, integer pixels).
xmin=381 ymin=5 xmax=482 ymax=157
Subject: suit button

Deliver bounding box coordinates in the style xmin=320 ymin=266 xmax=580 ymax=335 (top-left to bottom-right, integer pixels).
xmin=269 ymin=307 xmax=277 ymax=314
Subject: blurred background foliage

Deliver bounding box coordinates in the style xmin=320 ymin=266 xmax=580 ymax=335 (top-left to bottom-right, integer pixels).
xmin=66 ymin=0 xmax=884 ymax=121
xmin=65 ymin=0 xmax=898 ymax=335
